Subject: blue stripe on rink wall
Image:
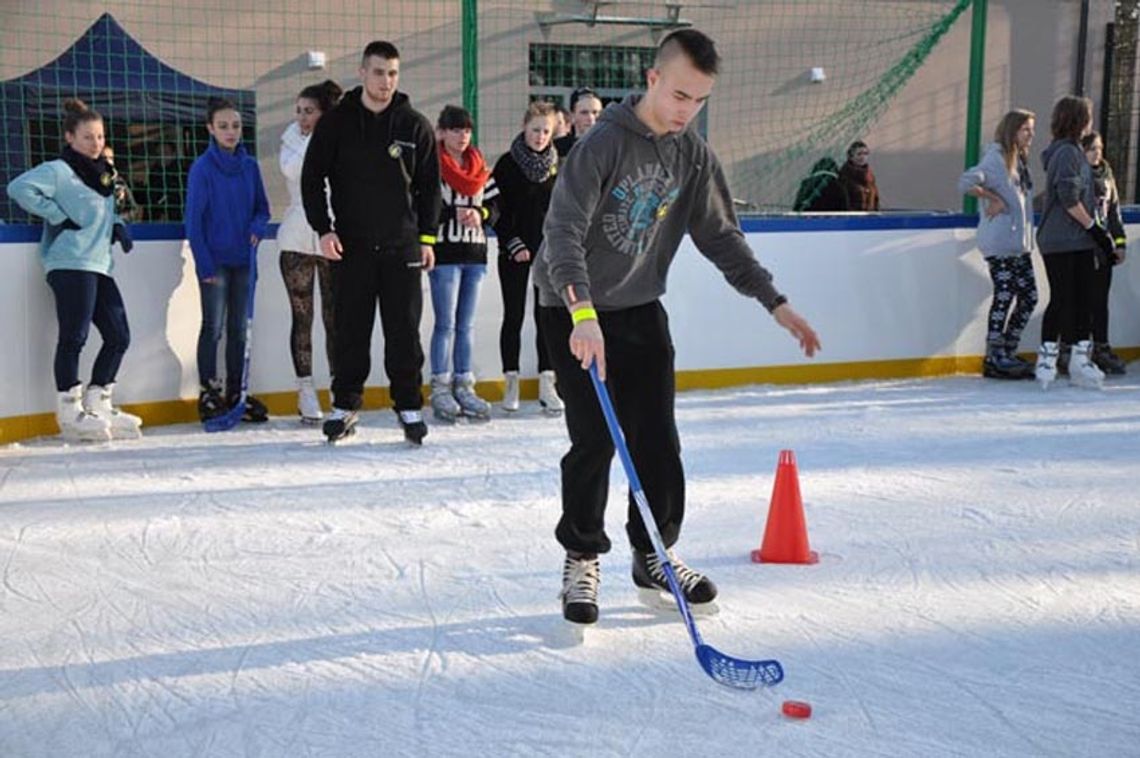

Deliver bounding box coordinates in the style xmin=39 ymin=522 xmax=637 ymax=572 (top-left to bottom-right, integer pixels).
xmin=4 ymin=209 xmax=1140 ymax=242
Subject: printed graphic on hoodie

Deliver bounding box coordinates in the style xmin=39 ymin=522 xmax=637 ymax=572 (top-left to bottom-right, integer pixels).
xmin=602 ymin=162 xmax=680 ymax=256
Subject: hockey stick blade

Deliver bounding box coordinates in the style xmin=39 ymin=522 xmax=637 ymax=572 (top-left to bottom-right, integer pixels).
xmin=203 ymin=403 xmax=243 ymax=433
xmin=588 ymin=364 xmax=783 ymax=691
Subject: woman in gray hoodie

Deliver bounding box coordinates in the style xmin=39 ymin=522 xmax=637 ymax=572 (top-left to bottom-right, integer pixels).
xmin=958 ymin=109 xmax=1038 ymax=379
xmin=1035 ymin=95 xmax=1114 ymax=389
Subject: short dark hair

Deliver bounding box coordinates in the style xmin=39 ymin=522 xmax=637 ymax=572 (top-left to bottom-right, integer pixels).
xmin=362 ymin=40 xmax=400 ymax=65
xmin=1050 ymin=95 xmax=1092 ymax=142
xmin=437 ymin=104 xmax=474 ymax=130
xmin=569 ymin=87 xmax=599 ymax=110
xmin=298 ymin=79 xmax=343 ymax=113
xmin=205 ymin=97 xmax=238 ymax=125
xmin=846 ymin=140 xmax=869 ymax=159
xmin=656 ymin=29 xmax=720 ymax=76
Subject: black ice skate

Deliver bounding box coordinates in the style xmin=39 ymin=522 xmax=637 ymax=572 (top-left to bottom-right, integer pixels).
xmin=228 ymin=391 xmax=269 ymax=422
xmin=560 ymin=551 xmax=600 ymax=626
xmin=396 ymin=409 xmax=428 ymax=446
xmin=632 ymin=547 xmax=718 ymax=613
xmin=323 ymin=408 xmax=358 ymax=443
xmin=198 ymin=380 xmax=227 ymax=422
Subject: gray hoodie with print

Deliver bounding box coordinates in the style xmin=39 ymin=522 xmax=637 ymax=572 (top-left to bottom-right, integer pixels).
xmin=533 ymin=95 xmax=783 ymax=311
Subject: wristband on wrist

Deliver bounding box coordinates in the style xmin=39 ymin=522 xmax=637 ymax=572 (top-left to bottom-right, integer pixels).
xmin=571 ymin=307 xmax=598 ymax=325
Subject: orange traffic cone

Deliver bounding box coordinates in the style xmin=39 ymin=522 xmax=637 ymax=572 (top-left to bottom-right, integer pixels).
xmin=751 ymin=449 xmax=818 ymax=564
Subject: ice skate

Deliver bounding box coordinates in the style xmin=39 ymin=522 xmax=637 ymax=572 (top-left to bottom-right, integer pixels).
xmin=198 ymin=380 xmax=227 ymax=422
xmin=501 ymin=371 xmax=520 ymax=412
xmin=1092 ymin=342 xmax=1127 ymax=376
xmin=323 ymin=407 xmax=358 ymax=443
xmin=560 ymin=551 xmax=600 ymax=627
xmin=1069 ymin=340 xmax=1105 ymax=390
xmin=396 ymin=409 xmax=428 ymax=446
xmin=538 ymin=370 xmax=564 ymax=416
xmin=430 ymin=373 xmax=461 ymax=423
xmin=56 ymin=385 xmax=111 ymax=442
xmin=453 ymin=373 xmax=491 ymax=421
xmin=297 ymin=376 xmax=323 ymax=425
xmin=983 ymin=342 xmax=1031 ymax=380
xmin=1035 ymin=342 xmax=1059 ymax=390
xmin=83 ymin=383 xmax=142 ymax=439
xmin=632 ymin=547 xmax=719 ymax=615
xmin=228 ymin=391 xmax=269 ymax=423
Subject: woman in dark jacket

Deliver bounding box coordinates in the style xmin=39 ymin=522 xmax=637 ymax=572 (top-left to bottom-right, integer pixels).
xmin=491 ymin=101 xmax=561 ymax=414
xmin=837 ymin=141 xmax=879 ymax=211
xmin=1081 ymin=131 xmax=1127 ymax=375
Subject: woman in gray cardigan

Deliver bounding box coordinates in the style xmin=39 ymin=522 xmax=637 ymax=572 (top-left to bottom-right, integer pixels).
xmin=1034 ymin=95 xmax=1115 ymax=390
xmin=959 ymin=109 xmax=1038 ymax=380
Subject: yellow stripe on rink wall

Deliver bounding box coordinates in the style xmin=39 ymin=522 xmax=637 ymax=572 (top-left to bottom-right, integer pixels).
xmin=5 ymin=348 xmax=1136 ymax=446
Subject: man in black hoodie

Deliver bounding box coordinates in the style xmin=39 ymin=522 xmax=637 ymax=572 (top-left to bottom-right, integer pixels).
xmin=534 ymin=30 xmax=821 ymax=626
xmin=302 ymin=40 xmax=441 ymax=444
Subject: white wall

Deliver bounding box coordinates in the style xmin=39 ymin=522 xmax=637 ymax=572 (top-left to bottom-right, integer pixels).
xmin=3 ymin=225 xmax=1140 ymax=421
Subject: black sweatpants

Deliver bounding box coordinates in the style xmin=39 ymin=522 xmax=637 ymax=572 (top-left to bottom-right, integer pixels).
xmin=330 ymin=243 xmax=424 ymax=412
xmin=1090 ymin=260 xmax=1115 ymax=344
xmin=1041 ymin=249 xmax=1096 ymax=345
xmin=540 ymin=301 xmax=684 ymax=555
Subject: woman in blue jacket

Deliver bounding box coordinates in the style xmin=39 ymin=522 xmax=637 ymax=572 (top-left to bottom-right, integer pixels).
xmin=6 ymin=98 xmax=140 ymax=441
xmin=958 ymin=109 xmax=1038 ymax=380
xmin=185 ymin=97 xmax=271 ymax=422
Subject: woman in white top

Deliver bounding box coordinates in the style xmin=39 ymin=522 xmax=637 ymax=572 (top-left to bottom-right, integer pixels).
xmin=279 ymin=79 xmax=342 ymax=423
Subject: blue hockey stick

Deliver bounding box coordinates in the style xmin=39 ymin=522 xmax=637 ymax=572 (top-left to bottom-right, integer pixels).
xmin=205 ymin=244 xmax=258 ymax=433
xmin=588 ymin=363 xmax=784 ymax=690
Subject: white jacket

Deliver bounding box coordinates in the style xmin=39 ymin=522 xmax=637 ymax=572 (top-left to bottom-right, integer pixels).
xmin=277 ymin=121 xmax=323 ymax=254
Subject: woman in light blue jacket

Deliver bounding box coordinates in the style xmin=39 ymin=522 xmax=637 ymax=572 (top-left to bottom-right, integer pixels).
xmin=958 ymin=109 xmax=1038 ymax=380
xmin=6 ymin=98 xmax=140 ymax=441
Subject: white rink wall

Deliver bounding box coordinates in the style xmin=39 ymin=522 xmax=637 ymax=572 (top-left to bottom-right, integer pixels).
xmin=2 ymin=219 xmax=1139 ymax=422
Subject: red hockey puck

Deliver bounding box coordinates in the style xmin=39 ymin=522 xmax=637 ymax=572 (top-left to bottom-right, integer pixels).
xmin=781 ymin=700 xmax=812 ymax=719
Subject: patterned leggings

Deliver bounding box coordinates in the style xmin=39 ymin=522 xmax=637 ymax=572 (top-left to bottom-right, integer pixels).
xmin=985 ymin=253 xmax=1038 ymax=347
xmin=279 ymin=250 xmax=335 ymax=377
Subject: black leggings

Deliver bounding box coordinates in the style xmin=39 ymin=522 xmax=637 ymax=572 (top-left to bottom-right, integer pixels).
xmin=498 ymin=254 xmax=550 ymax=372
xmin=1041 ymin=250 xmax=1096 ymax=345
xmin=280 ymin=251 xmax=335 ymax=377
xmin=984 ymin=254 xmax=1037 ymax=347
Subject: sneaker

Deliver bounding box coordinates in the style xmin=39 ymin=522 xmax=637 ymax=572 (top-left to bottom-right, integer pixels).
xmin=453 ymin=373 xmax=492 ymax=420
xmin=323 ymin=407 xmax=358 ymax=442
xmin=502 ymin=371 xmax=520 ymax=412
xmin=538 ymin=370 xmax=564 ymax=415
xmin=1069 ymin=340 xmax=1105 ymax=390
xmin=297 ymin=376 xmax=323 ymax=423
xmin=632 ymin=547 xmax=718 ymax=606
xmin=1092 ymin=343 xmax=1127 ymax=376
xmin=396 ymin=409 xmax=428 ymax=445
xmin=198 ymin=380 xmax=227 ymax=422
xmin=228 ymin=392 xmax=269 ymax=422
xmin=560 ymin=551 xmax=600 ymax=625
xmin=430 ymin=373 xmax=461 ymax=422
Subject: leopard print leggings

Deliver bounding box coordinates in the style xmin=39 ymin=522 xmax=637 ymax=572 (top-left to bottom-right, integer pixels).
xmin=279 ymin=250 xmax=335 ymax=377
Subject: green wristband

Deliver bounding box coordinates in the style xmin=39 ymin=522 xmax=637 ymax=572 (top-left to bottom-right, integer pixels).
xmin=571 ymin=307 xmax=598 ymax=325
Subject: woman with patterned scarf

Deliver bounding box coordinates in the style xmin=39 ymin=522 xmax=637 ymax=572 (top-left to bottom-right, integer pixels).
xmin=491 ymin=101 xmax=563 ymax=415
xmin=838 ymin=140 xmax=880 ymax=211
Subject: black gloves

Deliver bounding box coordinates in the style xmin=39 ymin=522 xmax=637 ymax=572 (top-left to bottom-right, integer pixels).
xmin=1087 ymin=221 xmax=1115 ymax=259
xmin=112 ymin=223 xmax=134 ymax=253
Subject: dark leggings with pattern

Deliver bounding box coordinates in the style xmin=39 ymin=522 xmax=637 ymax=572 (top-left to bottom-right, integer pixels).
xmin=984 ymin=253 xmax=1038 ymax=347
xmin=280 ymin=250 xmax=335 ymax=377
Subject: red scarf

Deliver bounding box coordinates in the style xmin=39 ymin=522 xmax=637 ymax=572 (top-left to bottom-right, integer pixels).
xmin=439 ymin=144 xmax=490 ymax=197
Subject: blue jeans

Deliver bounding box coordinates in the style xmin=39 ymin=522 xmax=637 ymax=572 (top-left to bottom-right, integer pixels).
xmin=197 ymin=265 xmax=251 ymax=393
xmin=46 ymin=270 xmax=131 ymax=391
xmin=428 ymin=263 xmax=486 ymax=376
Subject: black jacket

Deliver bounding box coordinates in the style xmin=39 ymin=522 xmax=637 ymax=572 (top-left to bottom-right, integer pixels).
xmin=491 ymin=151 xmax=556 ymax=258
xmin=301 ymin=87 xmax=440 ymax=251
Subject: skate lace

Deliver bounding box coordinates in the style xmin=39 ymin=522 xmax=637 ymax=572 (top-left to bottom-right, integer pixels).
xmin=647 ymin=549 xmax=705 ymax=594
xmin=561 ymin=556 xmax=600 ymax=604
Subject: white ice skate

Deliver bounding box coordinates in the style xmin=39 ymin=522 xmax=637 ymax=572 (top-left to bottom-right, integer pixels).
xmin=57 ymin=385 xmax=111 ymax=442
xmin=1069 ymin=340 xmax=1105 ymax=390
xmin=1035 ymin=342 xmax=1059 ymax=390
xmin=538 ymin=370 xmax=564 ymax=416
xmin=430 ymin=373 xmax=461 ymax=423
xmin=501 ymin=371 xmax=520 ymax=412
xmin=453 ymin=373 xmax=491 ymax=421
xmin=83 ymin=383 xmax=142 ymax=439
xmin=297 ymin=376 xmax=323 ymax=425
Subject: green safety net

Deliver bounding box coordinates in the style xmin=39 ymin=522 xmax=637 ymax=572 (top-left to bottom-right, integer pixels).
xmin=0 ymin=1 xmax=971 ymax=223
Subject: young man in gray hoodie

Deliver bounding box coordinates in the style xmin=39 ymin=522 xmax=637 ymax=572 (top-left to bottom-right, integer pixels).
xmin=533 ymin=29 xmax=821 ymax=625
